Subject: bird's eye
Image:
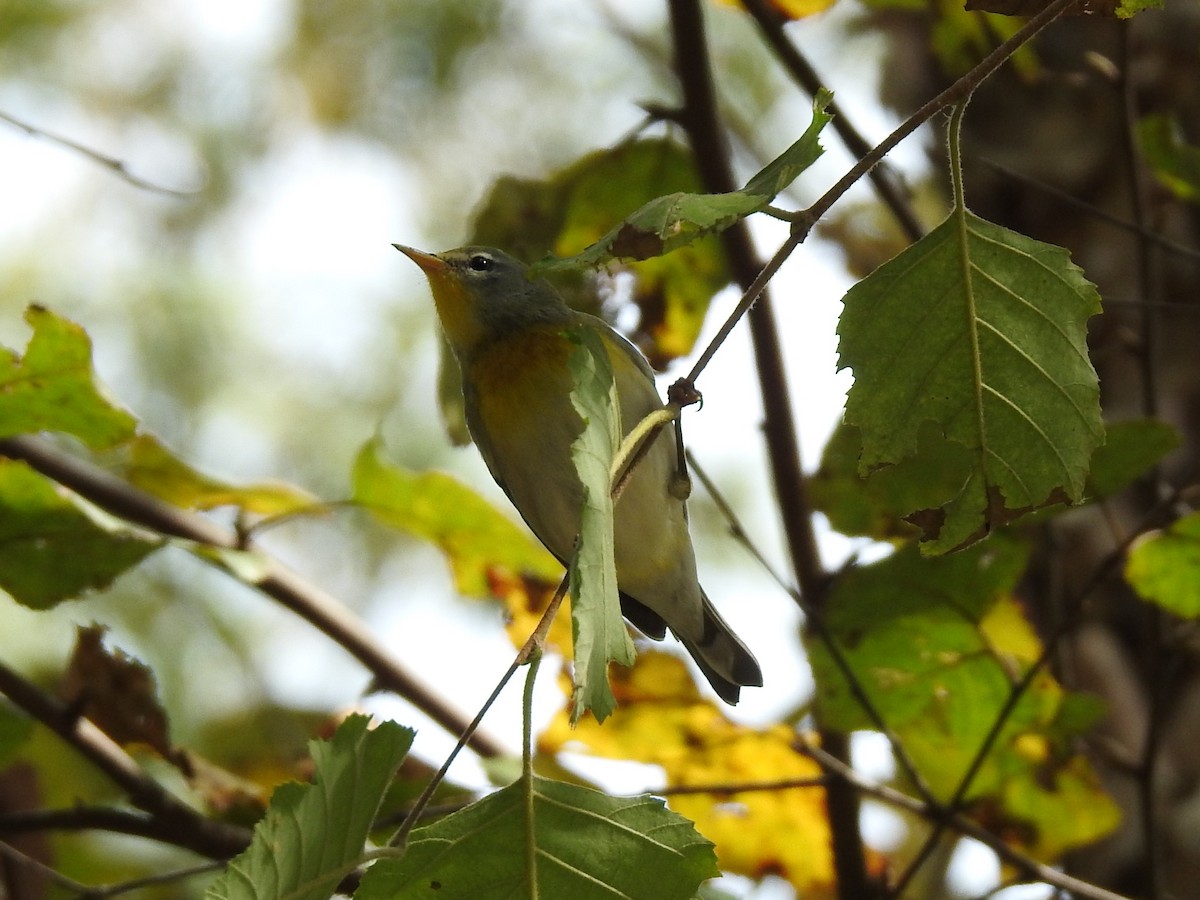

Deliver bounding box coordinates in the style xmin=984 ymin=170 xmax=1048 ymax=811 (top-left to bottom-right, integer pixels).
xmin=468 ymin=254 xmax=494 ymax=272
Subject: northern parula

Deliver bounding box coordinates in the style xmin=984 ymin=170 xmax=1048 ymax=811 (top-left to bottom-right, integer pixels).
xmin=395 ymin=245 xmax=762 ymax=704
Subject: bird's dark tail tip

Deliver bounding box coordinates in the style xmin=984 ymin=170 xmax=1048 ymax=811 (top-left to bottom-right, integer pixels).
xmin=677 ymin=595 xmax=762 ymax=705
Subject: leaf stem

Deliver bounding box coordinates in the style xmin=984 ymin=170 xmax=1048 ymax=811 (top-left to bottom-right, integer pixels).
xmin=391 ymin=573 xmax=568 ymax=849
xmin=948 ymin=101 xmax=969 ymax=213
xmin=522 ymin=652 xmax=543 ymax=899
xmin=609 ymin=406 xmax=678 ymax=503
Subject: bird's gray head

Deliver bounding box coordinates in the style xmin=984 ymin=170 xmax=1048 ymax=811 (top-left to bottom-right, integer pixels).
xmin=395 ymin=244 xmax=572 ymax=358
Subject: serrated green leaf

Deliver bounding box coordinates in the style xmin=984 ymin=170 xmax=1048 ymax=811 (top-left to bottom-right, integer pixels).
xmin=352 ymin=436 xmax=560 ymax=597
xmin=567 ymin=329 xmax=635 ymax=724
xmin=532 ymin=90 xmax=831 ymax=274
xmin=0 ymin=459 xmax=160 ymax=609
xmin=358 ymin=776 xmax=718 ymax=900
xmin=1087 ymin=418 xmax=1179 ymax=499
xmin=0 ymin=306 xmax=137 ymax=449
xmin=206 ymin=714 xmax=414 ymax=900
xmin=837 ymin=211 xmax=1103 ymax=553
xmin=1126 ymin=512 xmax=1200 ymax=618
xmin=1136 ymin=113 xmax=1200 ymax=203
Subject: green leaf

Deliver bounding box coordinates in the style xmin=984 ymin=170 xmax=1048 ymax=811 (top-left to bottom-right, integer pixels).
xmin=807 ymin=540 xmax=1119 ymax=855
xmin=810 ymin=421 xmax=973 ymax=542
xmin=1087 ymin=418 xmax=1179 ymax=499
xmin=358 ymin=776 xmax=718 ymax=900
xmin=352 ymin=436 xmax=560 ymax=597
xmin=1117 ymin=0 xmax=1164 ymax=16
xmin=0 ymin=704 xmax=34 ymax=764
xmin=837 ymin=211 xmax=1104 ymax=553
xmin=813 ymin=418 xmax=1179 ymax=542
xmin=0 ymin=460 xmax=160 ymax=609
xmin=108 ymin=434 xmax=316 ymax=516
xmin=566 ymin=330 xmax=635 ymax=724
xmin=532 ymin=90 xmax=832 ymax=273
xmin=1126 ymin=512 xmax=1200 ymax=618
xmin=1136 ymin=113 xmax=1200 ymax=203
xmin=0 ymin=306 xmax=137 ymax=449
xmin=207 ymin=714 xmax=414 ymax=900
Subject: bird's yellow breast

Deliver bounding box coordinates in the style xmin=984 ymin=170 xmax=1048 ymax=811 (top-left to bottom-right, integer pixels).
xmin=468 ymin=327 xmax=577 ymax=424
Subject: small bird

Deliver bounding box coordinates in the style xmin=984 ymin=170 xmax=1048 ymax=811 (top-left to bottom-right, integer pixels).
xmin=396 ymin=244 xmax=762 ymax=704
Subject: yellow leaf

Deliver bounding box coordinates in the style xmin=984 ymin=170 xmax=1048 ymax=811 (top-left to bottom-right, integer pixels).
xmin=352 ymin=437 xmax=560 ymax=598
xmin=714 ymin=0 xmax=838 ymax=18
xmin=116 ymin=434 xmax=316 ymax=516
xmin=491 ymin=568 xmax=573 ymax=654
xmin=539 ymin=651 xmax=836 ymax=894
xmin=979 ymin=594 xmax=1043 ymax=665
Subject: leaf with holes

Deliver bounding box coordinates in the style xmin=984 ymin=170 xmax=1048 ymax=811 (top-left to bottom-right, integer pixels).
xmin=532 ymin=90 xmax=831 ymax=273
xmin=837 ymin=212 xmax=1103 ymax=553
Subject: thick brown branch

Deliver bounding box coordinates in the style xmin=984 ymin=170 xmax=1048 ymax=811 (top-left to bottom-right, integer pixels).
xmin=0 ymin=662 xmax=250 ymax=860
xmin=665 ymin=2 xmax=872 ymax=897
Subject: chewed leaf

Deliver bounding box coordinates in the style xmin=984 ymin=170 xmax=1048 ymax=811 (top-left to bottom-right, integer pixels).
xmin=838 ymin=212 xmax=1103 ymax=553
xmin=566 ymin=329 xmax=635 ymax=724
xmin=533 ymin=90 xmax=832 ymax=274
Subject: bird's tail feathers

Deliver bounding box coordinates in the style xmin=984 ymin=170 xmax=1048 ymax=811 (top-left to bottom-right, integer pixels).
xmin=674 ymin=591 xmax=762 ymax=705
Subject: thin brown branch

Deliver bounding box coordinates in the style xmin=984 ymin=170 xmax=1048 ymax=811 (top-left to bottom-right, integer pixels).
xmin=0 ymin=807 xmax=175 ymax=843
xmin=392 ymin=573 xmax=569 ymax=849
xmin=1118 ymin=28 xmax=1168 ymax=898
xmin=799 ymin=739 xmax=1134 ymax=900
xmin=0 ymin=837 xmax=220 ymax=900
xmin=0 ymin=109 xmax=198 ymax=197
xmin=653 ymin=776 xmax=829 ymax=796
xmin=684 ymin=0 xmax=1081 ymax=389
xmin=0 ymin=662 xmax=250 ymax=860
xmin=738 ymin=0 xmax=925 ymax=242
xmin=0 ymin=434 xmax=506 ymax=760
xmin=976 ymin=157 xmax=1200 ymax=266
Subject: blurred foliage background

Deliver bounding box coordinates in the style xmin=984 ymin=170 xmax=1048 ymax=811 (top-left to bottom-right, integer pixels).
xmin=1 ymin=2 xmax=861 ymax=893
xmin=3 ymin=0 xmax=1200 ymax=897
xmin=1 ymin=0 xmax=875 ymax=741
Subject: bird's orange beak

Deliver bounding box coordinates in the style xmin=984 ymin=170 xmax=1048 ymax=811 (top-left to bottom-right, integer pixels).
xmin=393 ymin=244 xmax=482 ymax=354
xmin=393 ymin=244 xmax=447 ymax=275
